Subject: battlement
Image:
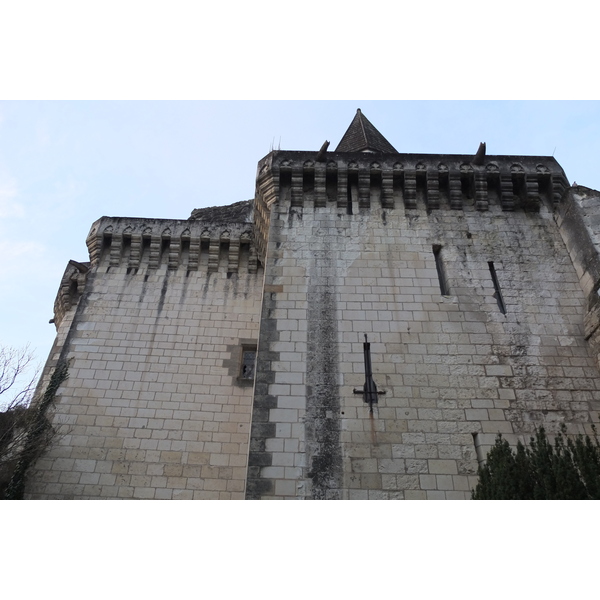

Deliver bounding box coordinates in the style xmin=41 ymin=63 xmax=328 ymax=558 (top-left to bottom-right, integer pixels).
xmin=85 ymin=210 xmax=259 ymax=275
xmin=52 ymin=260 xmax=90 ymax=328
xmin=252 ymin=149 xmax=570 ymax=263
xmin=268 ymin=150 xmax=569 ymax=210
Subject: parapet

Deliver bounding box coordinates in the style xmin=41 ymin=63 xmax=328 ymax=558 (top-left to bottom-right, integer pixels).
xmin=52 ymin=260 xmax=90 ymax=328
xmin=252 ymin=149 xmax=571 ymax=262
xmin=267 ymin=150 xmax=568 ymax=210
xmin=85 ymin=201 xmax=259 ymax=275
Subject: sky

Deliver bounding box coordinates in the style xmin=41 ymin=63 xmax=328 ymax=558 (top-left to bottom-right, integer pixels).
xmin=3 ymin=100 xmax=600 ymax=582
xmin=1 ymin=2 xmax=598 ymax=405
xmin=2 ymin=3 xmax=599 ymax=589
xmin=2 ymin=100 xmax=600 ymax=399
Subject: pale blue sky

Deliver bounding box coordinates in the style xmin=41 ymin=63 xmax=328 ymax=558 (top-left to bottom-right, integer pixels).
xmin=1 ymin=101 xmax=600 ymax=402
xmin=1 ymin=1 xmax=598 ymax=581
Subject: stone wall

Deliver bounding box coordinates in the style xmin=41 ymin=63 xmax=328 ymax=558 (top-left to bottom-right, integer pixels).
xmin=247 ymin=153 xmax=600 ymax=500
xmin=556 ymin=186 xmax=600 ymax=370
xmin=26 ymin=216 xmax=263 ymax=499
xmin=25 ymin=145 xmax=600 ymax=500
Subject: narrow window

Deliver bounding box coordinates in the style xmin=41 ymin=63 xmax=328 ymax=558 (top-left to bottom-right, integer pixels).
xmin=141 ymin=235 xmax=151 ymax=262
xmin=433 ymin=245 xmax=450 ymax=295
xmin=160 ymin=238 xmax=171 ymax=264
xmin=346 ymin=180 xmax=353 ymax=215
xmin=240 ymin=346 xmax=257 ymax=380
xmin=488 ymin=261 xmax=507 ymax=315
xmin=347 ymin=171 xmax=357 ymax=215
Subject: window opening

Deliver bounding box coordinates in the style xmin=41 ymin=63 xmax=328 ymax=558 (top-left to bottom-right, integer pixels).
xmin=346 ymin=173 xmax=356 ymax=215
xmin=433 ymin=245 xmax=450 ymax=295
xmin=488 ymin=261 xmax=507 ymax=315
xmin=240 ymin=347 xmax=257 ymax=380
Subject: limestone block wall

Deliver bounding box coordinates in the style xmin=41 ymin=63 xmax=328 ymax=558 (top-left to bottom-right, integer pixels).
xmin=248 ymin=164 xmax=600 ymax=500
xmin=26 ymin=217 xmax=263 ymax=499
xmin=556 ymin=186 xmax=600 ymax=368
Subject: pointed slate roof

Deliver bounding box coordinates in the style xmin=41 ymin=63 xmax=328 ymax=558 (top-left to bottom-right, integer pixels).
xmin=335 ymin=109 xmax=397 ymax=153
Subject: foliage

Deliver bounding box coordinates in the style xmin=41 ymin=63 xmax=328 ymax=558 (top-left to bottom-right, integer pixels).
xmin=2 ymin=361 xmax=68 ymax=499
xmin=0 ymin=344 xmax=68 ymax=500
xmin=472 ymin=425 xmax=600 ymax=500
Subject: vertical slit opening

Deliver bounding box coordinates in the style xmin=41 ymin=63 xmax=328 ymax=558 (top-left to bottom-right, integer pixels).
xmin=416 ymin=170 xmax=427 ymax=204
xmin=370 ymin=171 xmax=382 ymax=206
xmin=181 ymin=238 xmax=190 ymax=269
xmin=122 ymin=235 xmax=132 ymax=263
xmin=439 ymin=170 xmax=450 ymax=206
xmin=347 ymin=172 xmax=357 ymax=215
xmin=393 ymin=170 xmax=404 ymax=205
xmin=461 ymin=172 xmax=474 ymax=202
xmin=538 ymin=173 xmax=553 ymax=208
xmin=219 ymin=240 xmax=230 ymax=270
xmin=199 ymin=239 xmax=209 ymax=268
xmin=486 ymin=173 xmax=501 ymax=205
xmin=141 ymin=236 xmax=151 ymax=263
xmin=100 ymin=233 xmax=112 ymax=263
xmin=326 ymin=168 xmax=337 ymax=202
xmin=512 ymin=172 xmax=526 ymax=203
xmin=488 ymin=261 xmax=507 ymax=315
xmin=160 ymin=238 xmax=171 ymax=264
xmin=433 ymin=245 xmax=450 ymax=296
xmin=239 ymin=242 xmax=250 ymax=273
xmin=303 ymin=168 xmax=314 ymax=194
xmin=280 ymin=169 xmax=292 ymax=202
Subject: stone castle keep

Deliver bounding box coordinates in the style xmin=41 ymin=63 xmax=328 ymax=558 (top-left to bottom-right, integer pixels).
xmin=25 ymin=110 xmax=600 ymax=499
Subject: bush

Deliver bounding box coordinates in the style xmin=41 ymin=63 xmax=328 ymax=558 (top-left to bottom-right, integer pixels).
xmin=472 ymin=425 xmax=600 ymax=500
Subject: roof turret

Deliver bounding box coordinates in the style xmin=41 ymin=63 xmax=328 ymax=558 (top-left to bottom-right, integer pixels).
xmin=335 ymin=108 xmax=397 ymax=153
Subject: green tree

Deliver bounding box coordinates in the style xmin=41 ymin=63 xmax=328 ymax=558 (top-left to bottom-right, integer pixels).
xmin=472 ymin=425 xmax=600 ymax=500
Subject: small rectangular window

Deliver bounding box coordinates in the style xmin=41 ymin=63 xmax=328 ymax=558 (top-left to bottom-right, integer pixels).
xmin=433 ymin=245 xmax=450 ymax=296
xmin=240 ymin=347 xmax=257 ymax=380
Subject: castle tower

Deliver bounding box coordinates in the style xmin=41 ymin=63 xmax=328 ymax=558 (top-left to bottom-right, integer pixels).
xmin=26 ymin=203 xmax=264 ymax=499
xmin=24 ymin=110 xmax=600 ymax=499
xmin=247 ymin=110 xmax=600 ymax=499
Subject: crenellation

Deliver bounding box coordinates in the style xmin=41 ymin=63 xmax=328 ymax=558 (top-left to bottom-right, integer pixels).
xmin=52 ymin=260 xmax=90 ymax=328
xmin=266 ymin=152 xmax=568 ymax=213
xmin=83 ymin=214 xmax=259 ymax=275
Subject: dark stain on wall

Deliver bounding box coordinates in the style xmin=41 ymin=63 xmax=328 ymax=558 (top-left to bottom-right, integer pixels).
xmin=305 ymin=235 xmax=343 ymax=499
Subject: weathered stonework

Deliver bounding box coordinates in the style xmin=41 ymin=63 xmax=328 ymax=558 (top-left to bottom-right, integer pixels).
xmin=26 ymin=207 xmax=263 ymax=499
xmin=25 ymin=110 xmax=600 ymax=499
